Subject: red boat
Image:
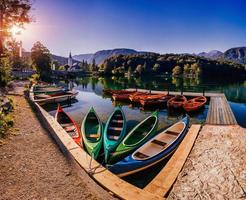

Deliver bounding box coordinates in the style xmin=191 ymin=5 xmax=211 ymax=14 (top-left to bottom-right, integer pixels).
xmin=140 ymin=94 xmax=174 ymax=107
xmin=103 ymin=89 xmax=135 ymax=95
xmin=129 ymin=92 xmax=149 ymax=103
xmin=167 ymin=95 xmax=187 ymax=109
xmin=183 ymin=96 xmax=207 ymax=112
xmin=112 ymin=93 xmax=134 ymax=101
xmin=55 ymin=104 xmax=82 ymax=147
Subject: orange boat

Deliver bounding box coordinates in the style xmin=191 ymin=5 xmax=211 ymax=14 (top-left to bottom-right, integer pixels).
xmin=140 ymin=94 xmax=174 ymax=107
xmin=112 ymin=93 xmax=134 ymax=101
xmin=129 ymin=92 xmax=149 ymax=103
xmin=183 ymin=96 xmax=207 ymax=112
xmin=140 ymin=93 xmax=166 ymax=100
xmin=103 ymin=89 xmax=135 ymax=95
xmin=167 ymin=95 xmax=187 ymax=109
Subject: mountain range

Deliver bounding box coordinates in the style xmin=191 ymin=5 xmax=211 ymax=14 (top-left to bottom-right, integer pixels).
xmin=197 ymin=47 xmax=246 ymax=64
xmin=25 ymin=47 xmax=246 ymax=66
xmin=72 ymin=48 xmax=153 ymax=65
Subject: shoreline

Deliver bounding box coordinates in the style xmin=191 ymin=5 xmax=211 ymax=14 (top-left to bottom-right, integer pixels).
xmin=0 ymin=82 xmax=114 ymax=200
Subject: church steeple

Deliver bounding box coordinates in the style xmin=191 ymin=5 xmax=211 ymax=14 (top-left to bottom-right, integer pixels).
xmin=68 ymin=51 xmax=73 ymax=67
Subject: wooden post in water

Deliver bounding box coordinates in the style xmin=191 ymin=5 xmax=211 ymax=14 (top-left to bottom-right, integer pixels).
xmin=181 ymin=85 xmax=184 ymax=95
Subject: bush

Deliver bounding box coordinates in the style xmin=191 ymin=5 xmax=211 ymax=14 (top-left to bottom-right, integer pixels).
xmin=0 ymin=57 xmax=11 ymax=87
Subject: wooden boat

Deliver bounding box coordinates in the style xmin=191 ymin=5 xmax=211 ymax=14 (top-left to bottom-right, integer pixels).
xmin=108 ymin=115 xmax=190 ymax=177
xmin=139 ymin=93 xmax=166 ymax=101
xmin=183 ymin=96 xmax=207 ymax=112
xmin=112 ymin=92 xmax=135 ymax=101
xmin=55 ymin=104 xmax=82 ymax=146
xmin=129 ymin=92 xmax=149 ymax=103
xmin=81 ymin=107 xmax=103 ymax=159
xmin=108 ymin=111 xmax=158 ymax=164
xmin=140 ymin=94 xmax=174 ymax=107
xmin=103 ymin=89 xmax=135 ymax=95
xmin=167 ymin=95 xmax=187 ymax=110
xmin=103 ymin=106 xmax=127 ymax=163
xmin=34 ymin=85 xmax=65 ymax=94
xmin=34 ymin=91 xmax=78 ymax=105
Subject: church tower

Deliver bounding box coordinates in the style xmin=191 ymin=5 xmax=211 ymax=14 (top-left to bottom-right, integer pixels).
xmin=68 ymin=52 xmax=73 ymax=67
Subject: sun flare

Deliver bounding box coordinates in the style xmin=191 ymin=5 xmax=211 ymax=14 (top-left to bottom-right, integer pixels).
xmin=9 ymin=25 xmax=22 ymax=36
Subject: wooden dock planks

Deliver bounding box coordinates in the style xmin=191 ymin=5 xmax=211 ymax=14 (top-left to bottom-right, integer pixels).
xmin=206 ymin=95 xmax=237 ymax=125
xmin=144 ymin=125 xmax=201 ymax=197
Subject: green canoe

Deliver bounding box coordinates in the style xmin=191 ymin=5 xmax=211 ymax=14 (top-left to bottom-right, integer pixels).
xmin=81 ymin=107 xmax=103 ymax=160
xmin=103 ymin=106 xmax=127 ymax=163
xmin=108 ymin=111 xmax=159 ymax=164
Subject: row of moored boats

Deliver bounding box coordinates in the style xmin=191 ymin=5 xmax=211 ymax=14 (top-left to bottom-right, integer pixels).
xmin=55 ymin=104 xmax=190 ymax=177
xmin=104 ymin=89 xmax=207 ymax=112
xmin=32 ymin=83 xmax=78 ymax=105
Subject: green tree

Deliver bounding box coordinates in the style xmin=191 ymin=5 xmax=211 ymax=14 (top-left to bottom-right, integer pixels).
xmin=103 ymin=61 xmax=113 ymax=74
xmin=190 ymin=63 xmax=199 ymax=74
xmin=90 ymin=58 xmax=97 ymax=72
xmin=172 ymin=65 xmax=182 ymax=76
xmin=135 ymin=64 xmax=143 ymax=75
xmin=0 ymin=57 xmax=11 ymax=86
xmin=31 ymin=42 xmax=52 ymax=80
xmin=0 ymin=0 xmax=32 ymax=56
xmin=153 ymin=63 xmax=161 ymax=72
xmin=183 ymin=64 xmax=190 ymax=75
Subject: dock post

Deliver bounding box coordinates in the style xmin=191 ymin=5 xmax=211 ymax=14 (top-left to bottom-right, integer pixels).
xmin=203 ymin=87 xmax=205 ymax=96
xmin=67 ymin=96 xmax=71 ymax=106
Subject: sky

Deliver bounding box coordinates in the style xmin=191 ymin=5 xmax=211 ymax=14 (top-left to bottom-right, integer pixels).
xmin=15 ymin=0 xmax=246 ymax=57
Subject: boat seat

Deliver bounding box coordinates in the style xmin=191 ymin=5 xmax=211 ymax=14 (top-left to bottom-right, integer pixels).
xmin=151 ymin=139 xmax=167 ymax=147
xmin=61 ymin=123 xmax=73 ymax=127
xmin=108 ymin=135 xmax=120 ymax=140
xmin=109 ymin=127 xmax=122 ymax=131
xmin=134 ymin=152 xmax=149 ymax=159
xmin=64 ymin=125 xmax=75 ymax=132
xmin=87 ymin=117 xmax=97 ymax=120
xmin=87 ymin=133 xmax=100 ymax=139
xmin=166 ymin=130 xmax=179 ymax=136
xmin=112 ymin=119 xmax=123 ymax=123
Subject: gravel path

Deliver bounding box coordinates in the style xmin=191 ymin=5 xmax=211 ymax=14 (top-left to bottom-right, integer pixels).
xmin=0 ymin=83 xmax=113 ymax=200
xmin=168 ymin=125 xmax=246 ymax=200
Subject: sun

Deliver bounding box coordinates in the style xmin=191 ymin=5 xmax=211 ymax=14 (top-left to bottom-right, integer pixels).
xmin=9 ymin=25 xmax=22 ymax=36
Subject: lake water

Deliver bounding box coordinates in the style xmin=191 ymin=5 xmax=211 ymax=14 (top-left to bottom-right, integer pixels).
xmin=46 ymin=76 xmax=246 ymax=128
xmin=43 ymin=76 xmax=246 ymax=187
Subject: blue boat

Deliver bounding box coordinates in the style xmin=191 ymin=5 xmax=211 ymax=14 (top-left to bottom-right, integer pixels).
xmin=108 ymin=115 xmax=190 ymax=177
xmin=103 ymin=106 xmax=127 ymax=163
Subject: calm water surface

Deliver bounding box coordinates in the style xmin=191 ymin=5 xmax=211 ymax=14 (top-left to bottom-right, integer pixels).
xmin=44 ymin=76 xmax=246 ymax=187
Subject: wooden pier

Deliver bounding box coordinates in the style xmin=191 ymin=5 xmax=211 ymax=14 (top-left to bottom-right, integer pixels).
xmin=127 ymin=88 xmax=237 ymax=125
xmin=206 ymin=95 xmax=237 ymax=125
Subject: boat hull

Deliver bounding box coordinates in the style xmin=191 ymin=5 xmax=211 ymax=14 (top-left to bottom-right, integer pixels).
xmin=108 ymin=116 xmax=189 ymax=177
xmin=81 ymin=107 xmax=103 ymax=159
xmin=103 ymin=106 xmax=127 ymax=163
xmin=183 ymin=96 xmax=207 ymax=112
xmin=108 ymin=111 xmax=158 ymax=164
xmin=55 ymin=104 xmax=82 ymax=147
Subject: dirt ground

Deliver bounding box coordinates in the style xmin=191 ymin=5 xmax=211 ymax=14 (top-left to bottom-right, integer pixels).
xmin=168 ymin=125 xmax=246 ymax=200
xmin=0 ymin=82 xmax=114 ymax=200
